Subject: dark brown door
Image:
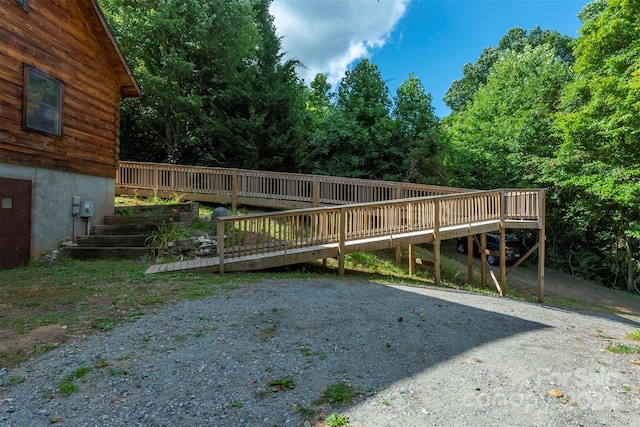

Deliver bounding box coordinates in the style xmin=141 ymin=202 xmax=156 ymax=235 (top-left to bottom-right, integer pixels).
xmin=0 ymin=177 xmax=32 ymax=269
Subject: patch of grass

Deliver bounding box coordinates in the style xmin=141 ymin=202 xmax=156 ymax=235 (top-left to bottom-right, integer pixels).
xmin=294 ymin=403 xmax=319 ymax=420
xmin=626 ymin=330 xmax=640 ymax=342
xmin=267 ymin=376 xmax=295 ymax=392
xmin=325 ymin=412 xmax=350 ymax=427
xmin=57 ymin=379 xmax=78 ymax=397
xmin=90 ymin=318 xmax=117 ymax=331
xmin=258 ymin=325 xmax=278 ymax=341
xmin=606 ymin=343 xmax=640 ymax=354
xmin=298 ymin=345 xmax=313 ymax=357
xmin=542 ymin=295 xmax=601 ymax=312
xmin=314 ymin=382 xmax=373 ymax=407
xmin=0 ymin=255 xmax=251 ymax=368
xmin=0 ymin=375 xmax=25 ymax=388
xmin=94 ymin=356 xmax=109 ymax=368
xmin=57 ymin=365 xmax=92 ymax=397
xmin=345 ymin=252 xmax=404 ymax=276
xmin=32 ymin=342 xmax=60 ymax=356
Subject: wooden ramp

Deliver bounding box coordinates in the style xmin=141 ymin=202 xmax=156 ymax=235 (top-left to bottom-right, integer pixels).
xmin=145 ymin=244 xmax=341 ymax=274
xmin=145 ymin=222 xmax=503 ymax=275
xmin=123 ymin=161 xmax=545 ymax=300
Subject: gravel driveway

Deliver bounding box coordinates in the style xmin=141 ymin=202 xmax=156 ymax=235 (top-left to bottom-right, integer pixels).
xmin=1 ymin=278 xmax=639 ymax=426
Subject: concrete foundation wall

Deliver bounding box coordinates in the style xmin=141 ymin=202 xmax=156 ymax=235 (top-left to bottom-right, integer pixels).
xmin=0 ymin=162 xmax=115 ymax=258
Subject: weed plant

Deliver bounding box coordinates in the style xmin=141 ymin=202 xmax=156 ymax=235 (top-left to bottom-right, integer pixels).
xmin=325 ymin=412 xmax=350 ymax=427
xmin=314 ymin=382 xmax=373 ymax=407
xmin=626 ymin=330 xmax=640 ymax=342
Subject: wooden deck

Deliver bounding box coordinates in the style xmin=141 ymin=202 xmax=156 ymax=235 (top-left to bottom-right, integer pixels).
xmin=117 ymin=162 xmax=546 ymax=301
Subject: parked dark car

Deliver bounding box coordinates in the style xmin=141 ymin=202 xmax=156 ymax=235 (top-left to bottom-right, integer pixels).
xmin=456 ymin=232 xmax=525 ymax=265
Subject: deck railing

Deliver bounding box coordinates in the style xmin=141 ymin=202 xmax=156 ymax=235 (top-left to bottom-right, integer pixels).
xmin=116 ymin=161 xmax=544 ymax=265
xmin=215 ymin=190 xmax=537 ymax=263
xmin=116 ymin=161 xmax=468 ymax=208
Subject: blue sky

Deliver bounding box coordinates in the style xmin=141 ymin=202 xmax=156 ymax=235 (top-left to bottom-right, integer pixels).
xmin=271 ymin=0 xmax=590 ymax=117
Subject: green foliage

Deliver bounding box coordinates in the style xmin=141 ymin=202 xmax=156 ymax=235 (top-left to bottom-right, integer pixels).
xmin=307 ymin=59 xmax=396 ymax=180
xmin=444 ymin=26 xmax=574 ymax=112
xmin=549 ymin=0 xmax=640 ymax=290
xmin=314 ymin=382 xmax=373 ymax=407
xmin=267 ymin=376 xmax=295 ymax=392
xmin=101 ymin=0 xmax=307 ymax=171
xmin=446 ymin=44 xmax=573 ymax=189
xmin=606 ymin=343 xmax=640 ymax=354
xmin=57 ymin=366 xmax=92 ymax=396
xmin=392 ymin=72 xmax=444 ymax=183
xmin=626 ymin=330 xmax=640 ymax=342
xmin=325 ymin=412 xmax=350 ymax=427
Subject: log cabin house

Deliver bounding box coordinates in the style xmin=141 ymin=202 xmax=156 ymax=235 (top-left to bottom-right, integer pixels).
xmin=0 ymin=0 xmax=140 ymax=269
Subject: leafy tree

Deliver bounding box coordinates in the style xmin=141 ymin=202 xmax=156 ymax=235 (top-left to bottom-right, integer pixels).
xmin=101 ymin=0 xmax=307 ymax=171
xmin=444 ymin=27 xmax=574 ymax=112
xmin=391 ymin=72 xmax=442 ymax=183
xmin=551 ymin=0 xmax=640 ymax=291
xmin=446 ymin=44 xmax=573 ymax=190
xmin=101 ymin=0 xmax=260 ymax=164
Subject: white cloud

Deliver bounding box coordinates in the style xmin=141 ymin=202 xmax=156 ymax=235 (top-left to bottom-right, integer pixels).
xmin=270 ymin=0 xmax=410 ymax=86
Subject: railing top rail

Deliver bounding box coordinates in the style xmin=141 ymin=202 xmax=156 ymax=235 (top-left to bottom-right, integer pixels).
xmin=215 ymin=189 xmax=522 ymax=223
xmin=117 ymin=161 xmax=471 ymax=194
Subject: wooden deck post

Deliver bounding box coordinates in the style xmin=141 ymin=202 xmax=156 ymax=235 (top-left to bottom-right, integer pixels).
xmin=231 ymin=170 xmax=238 ymax=210
xmin=499 ymin=226 xmax=506 ymax=296
xmin=433 ymin=199 xmax=441 ymax=285
xmin=538 ymin=191 xmax=546 ymax=302
xmin=499 ymin=190 xmax=507 ymax=295
xmin=217 ymin=220 xmax=225 ymax=274
xmin=312 ymin=177 xmax=319 ymax=207
xmin=338 ymin=207 xmax=346 ymax=276
xmin=395 ymin=246 xmax=401 ymax=264
xmin=480 ymin=233 xmax=487 ymax=288
xmin=467 ymin=234 xmax=473 ymax=283
xmin=408 ymin=244 xmax=415 ymax=276
xmin=152 ymin=163 xmax=158 ymax=192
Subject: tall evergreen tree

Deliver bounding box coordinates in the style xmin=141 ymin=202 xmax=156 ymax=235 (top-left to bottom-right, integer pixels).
xmin=101 ymin=0 xmax=307 ymax=171
xmin=392 ymin=72 xmax=441 ymax=183
xmin=330 ymin=59 xmax=394 ymax=179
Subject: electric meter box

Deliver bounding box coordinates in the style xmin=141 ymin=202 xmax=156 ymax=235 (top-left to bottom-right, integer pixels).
xmin=80 ymin=200 xmax=94 ymax=218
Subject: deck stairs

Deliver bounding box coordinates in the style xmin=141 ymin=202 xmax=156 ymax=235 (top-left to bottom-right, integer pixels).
xmin=65 ymin=203 xmax=198 ymax=260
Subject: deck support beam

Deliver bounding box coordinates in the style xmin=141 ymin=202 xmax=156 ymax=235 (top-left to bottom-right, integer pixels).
xmin=480 ymin=233 xmax=487 ymax=288
xmin=538 ymin=192 xmax=546 ymax=302
xmin=433 ymin=239 xmax=441 ymax=285
xmin=467 ymin=234 xmax=473 ymax=283
xmin=408 ymin=244 xmax=415 ymax=276
xmin=338 ymin=207 xmax=346 ymax=276
xmin=231 ymin=170 xmax=238 ymax=210
xmin=499 ymin=227 xmax=506 ymax=296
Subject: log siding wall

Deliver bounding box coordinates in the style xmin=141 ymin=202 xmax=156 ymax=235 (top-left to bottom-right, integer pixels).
xmin=0 ymin=0 xmax=138 ymax=178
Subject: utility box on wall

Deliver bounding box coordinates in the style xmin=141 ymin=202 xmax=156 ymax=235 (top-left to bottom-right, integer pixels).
xmin=80 ymin=201 xmax=94 ymax=218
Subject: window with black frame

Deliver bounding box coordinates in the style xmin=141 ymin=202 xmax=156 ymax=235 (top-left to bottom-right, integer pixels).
xmin=24 ymin=66 xmax=63 ymax=136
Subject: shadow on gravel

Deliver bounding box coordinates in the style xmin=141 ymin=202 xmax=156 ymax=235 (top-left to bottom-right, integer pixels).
xmin=1 ymin=279 xmax=553 ymax=426
xmin=271 ymin=280 xmax=552 ymax=389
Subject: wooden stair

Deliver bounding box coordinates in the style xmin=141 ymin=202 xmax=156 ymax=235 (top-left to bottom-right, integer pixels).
xmin=65 ymin=203 xmax=199 ymax=260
